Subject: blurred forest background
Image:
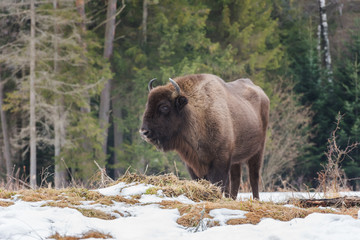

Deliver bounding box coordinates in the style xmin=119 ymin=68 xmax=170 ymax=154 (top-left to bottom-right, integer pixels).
xmin=0 ymin=0 xmax=359 ymax=191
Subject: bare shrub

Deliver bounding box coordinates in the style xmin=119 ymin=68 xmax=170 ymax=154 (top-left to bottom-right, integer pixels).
xmin=262 ymin=82 xmax=312 ymax=190
xmin=317 ymin=113 xmax=359 ymax=196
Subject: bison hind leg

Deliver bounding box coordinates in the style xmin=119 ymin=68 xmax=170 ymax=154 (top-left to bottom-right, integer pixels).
xmin=248 ymin=151 xmax=263 ymax=200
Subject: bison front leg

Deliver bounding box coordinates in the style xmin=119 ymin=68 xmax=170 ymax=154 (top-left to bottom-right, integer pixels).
xmin=186 ymin=164 xmax=200 ymax=180
xmin=229 ymin=163 xmax=241 ymax=200
xmin=248 ymin=151 xmax=263 ymax=200
xmin=205 ymin=161 xmax=230 ymax=196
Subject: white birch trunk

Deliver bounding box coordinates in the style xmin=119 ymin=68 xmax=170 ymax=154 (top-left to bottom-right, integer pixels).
xmin=318 ymin=0 xmax=332 ymax=82
xmin=29 ymin=0 xmax=37 ymax=189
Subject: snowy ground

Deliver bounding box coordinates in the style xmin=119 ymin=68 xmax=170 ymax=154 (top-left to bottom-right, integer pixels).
xmin=1 ymin=182 xmax=360 ymax=240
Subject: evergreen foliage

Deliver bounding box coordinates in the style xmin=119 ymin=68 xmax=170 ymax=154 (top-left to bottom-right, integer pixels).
xmin=334 ymin=20 xmax=360 ymax=188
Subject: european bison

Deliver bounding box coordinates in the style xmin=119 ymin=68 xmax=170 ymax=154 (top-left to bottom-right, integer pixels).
xmin=140 ymin=74 xmax=269 ymax=199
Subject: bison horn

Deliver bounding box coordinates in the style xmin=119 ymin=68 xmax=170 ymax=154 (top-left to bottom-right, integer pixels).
xmin=169 ymin=78 xmax=180 ymax=95
xmin=148 ymin=78 xmax=157 ymax=92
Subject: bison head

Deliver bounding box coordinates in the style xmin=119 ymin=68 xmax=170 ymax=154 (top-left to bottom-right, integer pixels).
xmin=140 ymin=78 xmax=188 ymax=151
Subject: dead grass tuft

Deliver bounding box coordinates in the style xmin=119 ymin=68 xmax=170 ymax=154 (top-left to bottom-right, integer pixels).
xmin=13 ymin=187 xmax=139 ymax=206
xmin=108 ymin=195 xmax=139 ymax=205
xmin=0 ymin=200 xmax=14 ymax=207
xmin=16 ymin=188 xmax=104 ymax=203
xmin=118 ymin=172 xmax=222 ymax=202
xmin=42 ymin=200 xmax=81 ymax=208
xmin=160 ymin=199 xmax=354 ymax=228
xmin=76 ymin=208 xmax=116 ymax=220
xmin=176 ymin=204 xmax=217 ymax=228
xmin=0 ymin=189 xmax=16 ymax=199
xmin=42 ymin=201 xmax=116 ymax=220
xmin=1 ymin=187 xmax=140 ymax=220
xmin=50 ymin=231 xmax=113 ymax=240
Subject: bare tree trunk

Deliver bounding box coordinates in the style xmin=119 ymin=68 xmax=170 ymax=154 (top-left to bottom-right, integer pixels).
xmin=142 ymin=0 xmax=148 ymax=45
xmin=318 ymin=0 xmax=332 ymax=82
xmin=112 ymin=94 xmax=123 ymax=178
xmin=76 ymin=0 xmax=91 ymax=114
xmin=99 ymin=0 xmax=117 ymax=156
xmin=53 ymin=0 xmax=66 ymax=188
xmin=54 ymin=103 xmax=67 ymax=188
xmin=54 ymin=109 xmax=64 ymax=187
xmin=0 ymin=75 xmax=12 ymax=184
xmin=76 ymin=0 xmax=86 ymax=33
xmin=29 ymin=0 xmax=37 ymax=189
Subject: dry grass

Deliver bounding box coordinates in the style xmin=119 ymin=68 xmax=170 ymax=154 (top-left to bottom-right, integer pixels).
xmin=40 ymin=200 xmax=116 ymax=220
xmin=50 ymin=231 xmax=113 ymax=240
xmin=15 ymin=188 xmax=103 ymax=203
xmin=76 ymin=208 xmax=116 ymax=220
xmin=1 ymin=173 xmax=359 ymax=231
xmin=0 ymin=200 xmax=14 ymax=207
xmin=118 ymin=172 xmax=222 ymax=202
xmin=0 ymin=189 xmax=16 ymax=199
xmin=0 ymin=187 xmax=139 ymax=220
xmin=0 ymin=187 xmax=139 ymax=206
xmin=159 ymin=198 xmax=359 ymax=228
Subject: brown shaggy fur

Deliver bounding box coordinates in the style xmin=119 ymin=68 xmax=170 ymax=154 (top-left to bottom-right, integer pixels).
xmin=140 ymin=74 xmax=269 ymax=199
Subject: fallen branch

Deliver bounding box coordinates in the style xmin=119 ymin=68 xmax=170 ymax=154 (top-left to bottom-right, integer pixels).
xmin=297 ymin=196 xmax=360 ymax=208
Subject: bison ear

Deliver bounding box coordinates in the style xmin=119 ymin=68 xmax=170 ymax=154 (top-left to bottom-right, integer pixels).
xmin=175 ymin=96 xmax=188 ymax=111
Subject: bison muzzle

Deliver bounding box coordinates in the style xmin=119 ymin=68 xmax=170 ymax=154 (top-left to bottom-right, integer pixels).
xmin=140 ymin=74 xmax=269 ymax=200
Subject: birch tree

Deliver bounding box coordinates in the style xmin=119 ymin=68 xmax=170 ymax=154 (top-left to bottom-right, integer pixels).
xmin=29 ymin=0 xmax=37 ymax=189
xmin=318 ymin=0 xmax=333 ymax=82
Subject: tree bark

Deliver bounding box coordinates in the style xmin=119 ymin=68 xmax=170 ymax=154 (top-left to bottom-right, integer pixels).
xmin=318 ymin=0 xmax=332 ymax=82
xmin=76 ymin=0 xmax=91 ymax=114
xmin=29 ymin=0 xmax=37 ymax=189
xmin=142 ymin=0 xmax=148 ymax=45
xmin=0 ymin=75 xmax=12 ymax=184
xmin=76 ymin=0 xmax=86 ymax=33
xmin=112 ymin=94 xmax=123 ymax=178
xmin=99 ymin=0 xmax=117 ymax=156
xmin=53 ymin=0 xmax=66 ymax=188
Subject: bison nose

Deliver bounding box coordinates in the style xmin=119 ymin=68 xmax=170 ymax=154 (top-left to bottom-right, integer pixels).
xmin=140 ymin=127 xmax=151 ymax=138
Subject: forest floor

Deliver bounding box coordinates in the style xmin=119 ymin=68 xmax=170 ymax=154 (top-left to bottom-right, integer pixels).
xmin=0 ymin=173 xmax=360 ymax=240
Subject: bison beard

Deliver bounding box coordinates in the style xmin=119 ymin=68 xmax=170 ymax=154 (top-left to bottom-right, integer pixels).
xmin=140 ymin=74 xmax=269 ymax=200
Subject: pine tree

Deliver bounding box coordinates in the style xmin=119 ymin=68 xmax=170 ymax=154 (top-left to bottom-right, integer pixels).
xmin=203 ymin=0 xmax=283 ymax=88
xmin=334 ymin=20 xmax=360 ymax=189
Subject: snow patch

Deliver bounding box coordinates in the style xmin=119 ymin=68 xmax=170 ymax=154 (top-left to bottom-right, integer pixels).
xmin=96 ymin=181 xmax=129 ymax=196
xmin=1 ymin=182 xmax=360 ymax=240
xmin=209 ymin=208 xmax=247 ymax=226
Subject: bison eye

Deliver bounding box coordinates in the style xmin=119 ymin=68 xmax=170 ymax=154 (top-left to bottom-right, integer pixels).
xmin=159 ymin=105 xmax=170 ymax=114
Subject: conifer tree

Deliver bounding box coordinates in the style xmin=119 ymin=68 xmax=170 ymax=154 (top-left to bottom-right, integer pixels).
xmin=334 ymin=20 xmax=360 ymax=188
